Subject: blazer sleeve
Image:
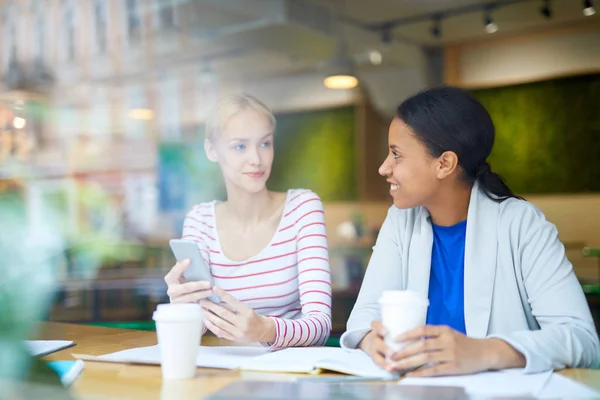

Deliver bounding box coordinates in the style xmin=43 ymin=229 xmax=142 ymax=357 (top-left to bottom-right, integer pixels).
xmin=489 ymin=203 xmax=600 ymax=373
xmin=340 ymin=206 xmax=404 ymax=349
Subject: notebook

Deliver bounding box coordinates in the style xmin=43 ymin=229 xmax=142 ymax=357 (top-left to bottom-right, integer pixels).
xmin=78 ymin=345 xmax=395 ymax=379
xmin=46 ymin=360 xmax=85 ymax=387
xmin=237 ymin=347 xmax=396 ymax=379
xmin=25 ymin=340 xmax=76 ymax=357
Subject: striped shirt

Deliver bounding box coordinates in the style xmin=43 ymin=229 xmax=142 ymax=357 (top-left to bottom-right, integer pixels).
xmin=182 ymin=189 xmax=332 ymax=347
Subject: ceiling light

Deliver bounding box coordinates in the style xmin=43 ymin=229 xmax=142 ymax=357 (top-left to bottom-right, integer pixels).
xmin=483 ymin=6 xmax=498 ymax=34
xmin=431 ymin=15 xmax=442 ymax=38
xmin=484 ymin=16 xmax=498 ymax=34
xmin=128 ymin=109 xmax=154 ymax=120
xmin=583 ymin=0 xmax=596 ymax=16
xmin=323 ymin=74 xmax=358 ymax=90
xmin=368 ymin=50 xmax=382 ymax=65
xmin=12 ymin=116 xmax=26 ymax=129
xmin=380 ymin=25 xmax=393 ymax=48
xmin=324 ymin=40 xmax=358 ymax=90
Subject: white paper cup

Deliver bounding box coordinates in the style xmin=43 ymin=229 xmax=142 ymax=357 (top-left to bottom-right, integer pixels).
xmin=152 ymin=303 xmax=204 ymax=380
xmin=378 ymin=290 xmax=429 ymax=354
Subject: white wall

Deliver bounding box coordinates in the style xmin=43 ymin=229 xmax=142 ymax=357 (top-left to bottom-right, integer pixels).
xmin=454 ymin=27 xmax=600 ymax=88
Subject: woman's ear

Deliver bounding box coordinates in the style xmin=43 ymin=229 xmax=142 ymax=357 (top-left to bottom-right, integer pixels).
xmin=204 ymin=138 xmax=218 ymax=162
xmin=436 ymin=151 xmax=459 ymax=179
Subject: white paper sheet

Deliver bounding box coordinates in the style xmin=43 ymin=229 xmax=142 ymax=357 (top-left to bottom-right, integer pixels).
xmin=398 ymin=368 xmax=553 ymax=398
xmin=538 ymin=373 xmax=600 ymax=399
xmin=98 ymin=345 xmax=271 ymax=370
xmin=315 ymin=349 xmax=396 ymax=379
xmin=238 ymin=347 xmax=338 ymax=374
xmin=25 ymin=340 xmax=75 ymax=357
xmin=239 ymin=347 xmax=395 ymax=379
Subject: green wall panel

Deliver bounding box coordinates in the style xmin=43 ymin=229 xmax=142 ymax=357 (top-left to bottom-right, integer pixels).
xmin=268 ymin=106 xmax=357 ymax=201
xmin=472 ymin=73 xmax=600 ymax=194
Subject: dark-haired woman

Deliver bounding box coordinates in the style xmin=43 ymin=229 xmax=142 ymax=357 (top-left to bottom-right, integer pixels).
xmin=341 ymin=86 xmax=600 ymax=376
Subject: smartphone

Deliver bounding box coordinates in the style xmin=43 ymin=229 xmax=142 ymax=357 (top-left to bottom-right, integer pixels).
xmin=169 ymin=239 xmax=220 ymax=303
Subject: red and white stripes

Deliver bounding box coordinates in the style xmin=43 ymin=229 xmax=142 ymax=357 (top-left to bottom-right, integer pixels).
xmin=181 ymin=189 xmax=332 ymax=347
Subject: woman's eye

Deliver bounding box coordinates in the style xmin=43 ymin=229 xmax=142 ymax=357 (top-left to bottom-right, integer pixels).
xmin=392 ymin=152 xmax=400 ymax=159
xmin=234 ymin=144 xmax=246 ymax=151
xmin=260 ymin=141 xmax=271 ymax=148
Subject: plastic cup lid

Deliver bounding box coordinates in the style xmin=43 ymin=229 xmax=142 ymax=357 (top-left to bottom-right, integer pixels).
xmin=378 ymin=290 xmax=429 ymax=307
xmin=152 ymin=303 xmax=203 ymax=322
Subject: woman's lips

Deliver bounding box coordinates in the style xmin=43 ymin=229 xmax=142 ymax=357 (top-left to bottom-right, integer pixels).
xmin=245 ymin=172 xmax=265 ymax=179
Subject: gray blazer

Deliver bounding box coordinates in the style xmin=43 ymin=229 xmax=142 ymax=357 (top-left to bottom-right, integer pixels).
xmin=341 ymin=184 xmax=600 ymax=373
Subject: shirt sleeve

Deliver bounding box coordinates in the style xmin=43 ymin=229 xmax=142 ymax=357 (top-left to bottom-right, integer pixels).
xmin=268 ymin=192 xmax=332 ymax=348
xmin=181 ymin=206 xmax=211 ymax=266
xmin=340 ymin=206 xmax=404 ymax=349
xmin=488 ymin=203 xmax=600 ymax=373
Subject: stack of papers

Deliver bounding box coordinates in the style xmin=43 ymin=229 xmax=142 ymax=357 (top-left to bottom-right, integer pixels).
xmin=82 ymin=345 xmax=600 ymax=398
xmin=83 ymin=345 xmax=395 ymax=379
xmin=79 ymin=345 xmax=271 ymax=370
xmin=399 ymin=368 xmax=600 ymax=399
xmin=25 ymin=340 xmax=76 ymax=357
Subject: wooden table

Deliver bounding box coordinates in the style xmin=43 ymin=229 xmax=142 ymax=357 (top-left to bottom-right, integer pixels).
xmin=37 ymin=322 xmax=600 ymax=399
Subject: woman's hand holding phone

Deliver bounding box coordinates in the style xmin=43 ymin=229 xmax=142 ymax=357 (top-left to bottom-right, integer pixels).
xmin=164 ymin=259 xmax=214 ymax=303
xmin=199 ymin=287 xmax=276 ymax=343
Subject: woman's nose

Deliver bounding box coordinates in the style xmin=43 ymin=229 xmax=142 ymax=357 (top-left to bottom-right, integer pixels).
xmin=248 ymin=149 xmax=261 ymax=166
xmin=379 ymin=157 xmax=391 ymax=177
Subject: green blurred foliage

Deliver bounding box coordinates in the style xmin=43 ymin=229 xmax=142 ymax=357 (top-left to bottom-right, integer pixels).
xmin=472 ymin=73 xmax=600 ymax=194
xmin=268 ymin=106 xmax=357 ymax=201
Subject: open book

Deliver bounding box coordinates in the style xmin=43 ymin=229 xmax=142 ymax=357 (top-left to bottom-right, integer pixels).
xmin=238 ymin=347 xmax=396 ymax=379
xmin=76 ymin=345 xmax=395 ymax=379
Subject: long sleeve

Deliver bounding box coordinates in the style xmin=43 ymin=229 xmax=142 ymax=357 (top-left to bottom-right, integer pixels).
xmin=489 ymin=204 xmax=600 ymax=373
xmin=181 ymin=205 xmax=213 ymax=266
xmin=268 ymin=193 xmax=332 ymax=348
xmin=340 ymin=207 xmax=405 ymax=349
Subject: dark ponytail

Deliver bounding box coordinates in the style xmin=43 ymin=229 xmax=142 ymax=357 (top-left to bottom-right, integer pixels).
xmin=397 ymin=86 xmax=523 ymax=202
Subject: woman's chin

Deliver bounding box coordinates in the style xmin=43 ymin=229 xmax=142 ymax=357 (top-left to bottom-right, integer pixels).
xmin=237 ymin=181 xmax=267 ymax=194
xmin=392 ymin=195 xmax=416 ymax=210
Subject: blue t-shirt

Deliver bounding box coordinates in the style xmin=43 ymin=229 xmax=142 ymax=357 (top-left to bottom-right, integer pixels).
xmin=426 ymin=220 xmax=467 ymax=334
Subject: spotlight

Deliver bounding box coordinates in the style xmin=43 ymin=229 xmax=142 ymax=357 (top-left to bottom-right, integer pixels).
xmin=430 ymin=15 xmax=442 ymax=38
xmin=484 ymin=14 xmax=498 ymax=34
xmin=583 ymin=0 xmax=596 ymax=16
xmin=323 ymin=74 xmax=358 ymax=90
xmin=540 ymin=0 xmax=552 ymax=19
xmin=380 ymin=24 xmax=393 ymax=48
xmin=368 ymin=50 xmax=382 ymax=65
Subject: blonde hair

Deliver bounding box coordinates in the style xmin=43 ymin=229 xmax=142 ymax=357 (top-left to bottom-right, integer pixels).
xmin=205 ymin=94 xmax=276 ymax=141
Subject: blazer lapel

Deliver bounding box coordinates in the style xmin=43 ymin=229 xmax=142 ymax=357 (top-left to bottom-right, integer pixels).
xmin=463 ymin=184 xmax=499 ymax=338
xmin=407 ymin=207 xmax=433 ymax=300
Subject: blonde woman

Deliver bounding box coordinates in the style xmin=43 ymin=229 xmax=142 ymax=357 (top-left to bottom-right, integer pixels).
xmin=164 ymin=94 xmax=332 ymax=347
